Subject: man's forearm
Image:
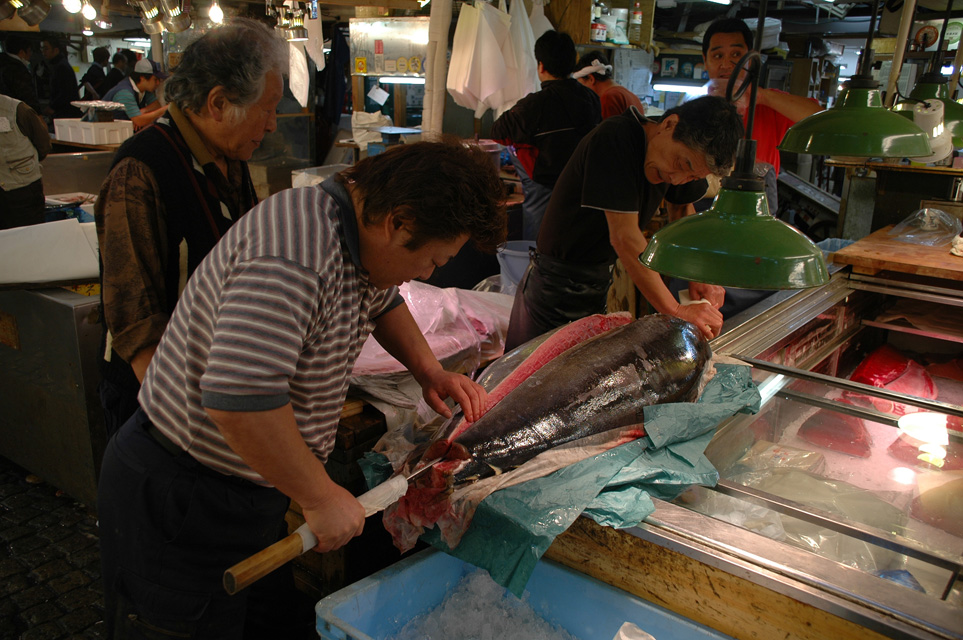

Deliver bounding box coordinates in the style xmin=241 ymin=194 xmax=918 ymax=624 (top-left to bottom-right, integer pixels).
xmin=207 ymin=403 xmax=338 ymax=509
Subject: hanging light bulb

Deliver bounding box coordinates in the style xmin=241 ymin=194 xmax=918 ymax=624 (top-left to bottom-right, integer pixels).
xmin=95 ymin=17 xmax=112 ymax=27
xmin=82 ymin=19 xmax=94 ymax=35
xmin=81 ymin=0 xmax=97 ymax=19
xmin=208 ymin=0 xmax=223 ymax=23
xmin=63 ymin=0 xmax=82 ymax=13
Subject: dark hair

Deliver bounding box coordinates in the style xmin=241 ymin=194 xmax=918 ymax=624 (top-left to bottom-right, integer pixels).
xmin=574 ymin=50 xmax=612 ymax=81
xmin=40 ymin=36 xmax=65 ymax=53
xmin=93 ymin=47 xmax=110 ymax=65
xmin=338 ymin=138 xmax=507 ymax=253
xmin=662 ymin=96 xmax=743 ymax=175
xmin=534 ymin=30 xmax=576 ymax=79
xmin=130 ymin=71 xmax=151 ymax=84
xmin=4 ymin=34 xmax=31 ymax=57
xmin=702 ymin=18 xmax=754 ymax=56
xmin=112 ymin=52 xmax=126 ymax=65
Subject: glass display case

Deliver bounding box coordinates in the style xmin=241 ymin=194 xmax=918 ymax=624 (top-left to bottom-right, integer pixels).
xmin=547 ymin=266 xmax=963 ymax=640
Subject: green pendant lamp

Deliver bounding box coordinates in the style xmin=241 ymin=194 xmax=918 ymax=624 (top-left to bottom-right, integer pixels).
xmin=778 ymin=0 xmax=932 ymax=158
xmin=640 ymin=40 xmax=830 ymax=290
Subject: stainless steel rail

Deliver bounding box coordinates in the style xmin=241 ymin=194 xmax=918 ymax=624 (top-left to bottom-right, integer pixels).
xmin=730 ymin=354 xmax=963 ymax=419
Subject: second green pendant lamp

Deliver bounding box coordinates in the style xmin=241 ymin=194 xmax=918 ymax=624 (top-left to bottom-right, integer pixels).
xmin=779 ymin=0 xmax=932 ymax=158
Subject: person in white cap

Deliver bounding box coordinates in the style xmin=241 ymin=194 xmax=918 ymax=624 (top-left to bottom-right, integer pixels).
xmin=101 ymin=57 xmax=169 ymax=128
xmin=573 ymin=51 xmax=645 ymax=120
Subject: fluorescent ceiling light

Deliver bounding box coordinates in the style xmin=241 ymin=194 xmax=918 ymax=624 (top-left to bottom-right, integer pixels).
xmin=652 ymin=82 xmax=707 ymax=95
xmin=705 ymin=0 xmax=730 ymax=4
xmin=379 ymin=76 xmax=425 ymax=84
xmin=123 ymin=37 xmax=152 ymax=45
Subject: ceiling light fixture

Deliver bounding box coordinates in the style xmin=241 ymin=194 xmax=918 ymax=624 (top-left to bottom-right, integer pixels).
xmin=208 ymin=0 xmax=222 ymax=23
xmin=130 ymin=0 xmax=165 ymax=33
xmin=159 ymin=0 xmax=190 ymax=32
xmin=652 ymin=81 xmax=707 ymax=95
xmin=82 ymin=19 xmax=94 ymax=35
xmin=63 ymin=0 xmax=81 ymax=12
xmin=779 ymin=0 xmax=932 ymax=158
xmin=640 ymin=3 xmax=829 ymax=290
xmin=81 ymin=0 xmax=96 ymax=18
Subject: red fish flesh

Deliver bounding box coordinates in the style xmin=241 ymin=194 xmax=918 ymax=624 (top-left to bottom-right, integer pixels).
xmin=384 ymin=313 xmax=711 ymax=551
xmin=797 ymin=402 xmax=873 ymax=458
xmin=844 ymin=345 xmax=938 ymax=416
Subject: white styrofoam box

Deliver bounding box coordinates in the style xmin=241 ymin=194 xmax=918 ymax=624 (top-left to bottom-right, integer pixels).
xmin=744 ymin=17 xmax=782 ymax=50
xmin=76 ymin=121 xmax=134 ymax=145
xmin=53 ymin=118 xmax=83 ymax=143
xmin=78 ymin=121 xmax=96 ymax=145
xmin=92 ymin=121 xmax=133 ymax=145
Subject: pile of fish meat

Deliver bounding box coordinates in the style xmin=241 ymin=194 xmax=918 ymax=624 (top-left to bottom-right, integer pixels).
xmin=382 ymin=312 xmax=712 ymax=552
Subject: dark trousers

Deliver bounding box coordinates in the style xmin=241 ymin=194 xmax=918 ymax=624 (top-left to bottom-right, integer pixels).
xmin=98 ymin=408 xmax=316 ymax=640
xmin=0 ymin=179 xmax=44 ymax=230
xmin=98 ymin=350 xmax=142 ymax=441
xmin=504 ymin=251 xmax=613 ymax=351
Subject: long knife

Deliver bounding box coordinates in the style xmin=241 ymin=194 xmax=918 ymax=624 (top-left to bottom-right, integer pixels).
xmin=223 ymin=460 xmax=440 ymax=595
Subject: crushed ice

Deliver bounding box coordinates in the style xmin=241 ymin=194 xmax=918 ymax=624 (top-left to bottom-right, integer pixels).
xmin=389 ymin=569 xmax=579 ymax=640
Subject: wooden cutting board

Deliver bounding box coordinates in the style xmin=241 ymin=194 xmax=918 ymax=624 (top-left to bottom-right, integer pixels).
xmin=832 ymin=226 xmax=963 ymax=281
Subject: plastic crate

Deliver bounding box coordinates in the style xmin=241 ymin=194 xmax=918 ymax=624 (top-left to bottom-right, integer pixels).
xmin=316 ymin=548 xmax=736 ymax=640
xmin=53 ymin=118 xmax=83 ymax=143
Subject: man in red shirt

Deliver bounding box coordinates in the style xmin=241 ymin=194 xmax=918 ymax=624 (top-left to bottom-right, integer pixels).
xmin=702 ymin=18 xmax=821 ymax=208
xmin=573 ymin=51 xmax=645 ymax=120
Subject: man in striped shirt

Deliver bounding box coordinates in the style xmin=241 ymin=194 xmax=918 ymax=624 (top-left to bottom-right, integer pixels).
xmin=97 ymin=140 xmax=507 ymax=639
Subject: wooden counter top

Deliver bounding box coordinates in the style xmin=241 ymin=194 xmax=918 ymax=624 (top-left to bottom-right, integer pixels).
xmin=831 ymin=225 xmax=963 ymax=281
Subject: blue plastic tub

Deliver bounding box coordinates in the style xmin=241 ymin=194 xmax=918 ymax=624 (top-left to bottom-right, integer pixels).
xmin=316 ymin=548 xmax=736 ymax=640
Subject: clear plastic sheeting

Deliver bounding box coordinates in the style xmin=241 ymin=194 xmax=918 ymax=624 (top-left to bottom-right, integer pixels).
xmin=887 ymin=208 xmax=962 ymax=247
xmin=351 ymin=280 xmax=513 ymax=377
xmin=349 ymin=281 xmax=513 ymax=435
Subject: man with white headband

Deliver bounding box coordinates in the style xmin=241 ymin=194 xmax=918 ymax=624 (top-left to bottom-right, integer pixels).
xmin=573 ymin=51 xmax=645 ymax=119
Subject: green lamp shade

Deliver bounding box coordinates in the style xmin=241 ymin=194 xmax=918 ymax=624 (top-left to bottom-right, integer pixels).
xmin=779 ymin=85 xmax=933 ymax=158
xmin=640 ymin=189 xmax=830 ymax=290
xmin=909 ymin=81 xmax=963 ymax=149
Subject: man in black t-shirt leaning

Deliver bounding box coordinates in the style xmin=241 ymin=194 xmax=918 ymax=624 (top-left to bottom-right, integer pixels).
xmin=504 ymin=95 xmax=743 ymax=351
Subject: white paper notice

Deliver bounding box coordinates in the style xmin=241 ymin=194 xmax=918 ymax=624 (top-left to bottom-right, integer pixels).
xmin=367 ymin=84 xmax=390 ymax=106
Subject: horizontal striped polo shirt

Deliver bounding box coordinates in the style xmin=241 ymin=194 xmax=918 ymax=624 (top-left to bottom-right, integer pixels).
xmin=138 ymin=178 xmax=402 ymax=485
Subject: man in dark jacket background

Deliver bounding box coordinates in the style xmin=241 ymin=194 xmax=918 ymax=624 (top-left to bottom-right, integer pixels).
xmin=0 ymin=35 xmax=40 ymax=113
xmin=491 ymin=30 xmax=601 ymax=241
xmin=39 ymin=36 xmax=81 ymax=122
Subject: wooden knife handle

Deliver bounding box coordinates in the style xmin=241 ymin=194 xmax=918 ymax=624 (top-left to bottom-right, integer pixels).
xmin=223 ymin=524 xmax=314 ymax=595
xmin=222 ymin=475 xmax=409 ymax=594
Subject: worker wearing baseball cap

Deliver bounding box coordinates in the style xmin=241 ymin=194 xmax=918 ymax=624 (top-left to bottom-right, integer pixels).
xmin=102 ymin=58 xmax=169 ymax=129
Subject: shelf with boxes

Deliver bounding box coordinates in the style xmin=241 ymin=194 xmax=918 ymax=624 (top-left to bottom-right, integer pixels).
xmin=548 ymin=0 xmax=655 ymax=49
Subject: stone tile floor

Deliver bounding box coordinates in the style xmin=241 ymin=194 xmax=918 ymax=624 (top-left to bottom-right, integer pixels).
xmin=0 ymin=455 xmax=105 ymax=639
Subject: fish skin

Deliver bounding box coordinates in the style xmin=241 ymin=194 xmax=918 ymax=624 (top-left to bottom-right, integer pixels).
xmin=439 ymin=314 xmax=711 ymax=483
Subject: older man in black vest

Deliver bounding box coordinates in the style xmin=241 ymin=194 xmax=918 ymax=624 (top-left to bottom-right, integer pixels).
xmin=95 ymin=18 xmax=286 ymax=439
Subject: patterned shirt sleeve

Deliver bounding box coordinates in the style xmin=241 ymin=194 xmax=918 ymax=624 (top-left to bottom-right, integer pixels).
xmin=95 ymin=157 xmax=171 ymax=363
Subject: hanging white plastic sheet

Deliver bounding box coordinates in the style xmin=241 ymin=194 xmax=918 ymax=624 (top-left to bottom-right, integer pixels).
xmin=288 ymin=43 xmax=310 ymax=108
xmin=303 ymin=12 xmax=327 ymax=72
xmin=529 ymin=0 xmax=554 ymax=39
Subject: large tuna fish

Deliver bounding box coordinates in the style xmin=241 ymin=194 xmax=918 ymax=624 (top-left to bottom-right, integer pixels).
xmin=383 ymin=313 xmax=711 ymax=551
